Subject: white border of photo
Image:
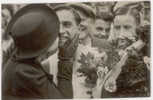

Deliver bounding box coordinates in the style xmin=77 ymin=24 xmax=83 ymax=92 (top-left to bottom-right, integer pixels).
xmin=0 ymin=0 xmax=152 ymax=100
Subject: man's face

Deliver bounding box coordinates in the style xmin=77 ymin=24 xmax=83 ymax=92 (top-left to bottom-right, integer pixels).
xmin=113 ymin=15 xmax=137 ymax=49
xmin=96 ymin=2 xmax=114 ymax=14
xmin=141 ymin=7 xmax=150 ymax=26
xmin=93 ymin=19 xmax=111 ymax=40
xmin=56 ymin=9 xmax=78 ymax=47
xmin=78 ymin=12 xmax=94 ymax=40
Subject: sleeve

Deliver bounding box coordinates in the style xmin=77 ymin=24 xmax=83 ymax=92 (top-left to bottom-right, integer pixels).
xmin=14 ymin=63 xmax=49 ymax=98
xmin=101 ymin=57 xmax=150 ymax=98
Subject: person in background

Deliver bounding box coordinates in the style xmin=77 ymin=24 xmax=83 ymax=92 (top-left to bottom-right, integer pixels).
xmin=101 ymin=2 xmax=150 ymax=98
xmin=2 ymin=6 xmax=14 ymax=67
xmin=93 ymin=14 xmax=113 ymax=40
xmin=140 ymin=1 xmax=150 ymax=26
xmin=69 ymin=3 xmax=95 ymax=46
xmin=95 ymin=2 xmax=115 ymax=17
xmin=140 ymin=1 xmax=150 ymax=70
xmin=69 ymin=3 xmax=109 ymax=98
xmin=2 ymin=7 xmax=12 ymax=51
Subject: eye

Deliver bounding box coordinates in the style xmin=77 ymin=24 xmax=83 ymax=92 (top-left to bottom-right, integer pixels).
xmin=114 ymin=25 xmax=120 ymax=30
xmin=96 ymin=27 xmax=103 ymax=31
xmin=124 ymin=25 xmax=131 ymax=30
xmin=63 ymin=21 xmax=72 ymax=28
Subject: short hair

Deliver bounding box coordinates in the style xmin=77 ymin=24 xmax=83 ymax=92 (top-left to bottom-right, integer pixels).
xmin=114 ymin=6 xmax=141 ymax=26
xmin=54 ymin=4 xmax=81 ymax=25
xmin=96 ymin=12 xmax=114 ymax=22
xmin=114 ymin=5 xmax=143 ymax=39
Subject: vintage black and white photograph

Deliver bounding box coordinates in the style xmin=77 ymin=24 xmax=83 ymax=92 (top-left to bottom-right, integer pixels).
xmin=1 ymin=1 xmax=151 ymax=99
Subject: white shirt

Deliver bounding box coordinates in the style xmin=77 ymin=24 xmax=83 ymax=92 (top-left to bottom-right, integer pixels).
xmin=42 ymin=51 xmax=59 ymax=85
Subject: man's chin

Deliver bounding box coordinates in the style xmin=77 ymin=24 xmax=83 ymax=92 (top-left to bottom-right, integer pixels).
xmin=94 ymin=35 xmax=108 ymax=40
xmin=58 ymin=40 xmax=66 ymax=48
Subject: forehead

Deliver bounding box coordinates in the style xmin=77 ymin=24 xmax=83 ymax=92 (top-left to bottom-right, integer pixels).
xmin=80 ymin=18 xmax=92 ymax=26
xmin=114 ymin=15 xmax=136 ymax=25
xmin=95 ymin=19 xmax=110 ymax=27
xmin=56 ymin=9 xmax=75 ymax=22
xmin=2 ymin=8 xmax=11 ymax=16
xmin=76 ymin=10 xmax=86 ymax=19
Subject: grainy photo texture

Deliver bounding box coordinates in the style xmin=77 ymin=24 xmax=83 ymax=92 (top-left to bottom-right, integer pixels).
xmin=2 ymin=1 xmax=150 ymax=99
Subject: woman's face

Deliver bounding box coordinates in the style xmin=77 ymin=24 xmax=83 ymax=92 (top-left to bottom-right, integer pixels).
xmin=113 ymin=14 xmax=137 ymax=49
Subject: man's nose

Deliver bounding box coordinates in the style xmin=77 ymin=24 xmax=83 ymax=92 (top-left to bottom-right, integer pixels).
xmin=59 ymin=25 xmax=65 ymax=34
xmin=118 ymin=28 xmax=126 ymax=39
xmin=101 ymin=31 xmax=106 ymax=36
xmin=59 ymin=32 xmax=69 ymax=38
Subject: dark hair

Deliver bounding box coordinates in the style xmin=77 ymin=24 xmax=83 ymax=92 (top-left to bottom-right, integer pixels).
xmin=96 ymin=12 xmax=114 ymax=22
xmin=54 ymin=5 xmax=81 ymax=25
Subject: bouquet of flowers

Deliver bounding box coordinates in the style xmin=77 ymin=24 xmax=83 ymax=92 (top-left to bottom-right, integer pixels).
xmin=76 ymin=45 xmax=108 ymax=89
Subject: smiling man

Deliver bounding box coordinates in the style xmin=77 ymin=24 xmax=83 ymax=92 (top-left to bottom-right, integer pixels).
xmin=54 ymin=5 xmax=80 ymax=98
xmin=93 ymin=13 xmax=113 ymax=40
xmin=69 ymin=3 xmax=95 ymax=46
xmin=55 ymin=5 xmax=80 ymax=48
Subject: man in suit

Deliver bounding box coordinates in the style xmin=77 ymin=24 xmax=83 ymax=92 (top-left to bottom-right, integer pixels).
xmin=41 ymin=4 xmax=81 ymax=98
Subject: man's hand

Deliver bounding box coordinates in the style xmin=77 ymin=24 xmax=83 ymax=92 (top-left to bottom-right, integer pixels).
xmin=58 ymin=34 xmax=79 ymax=61
xmin=102 ymin=51 xmax=128 ymax=93
xmin=92 ymin=67 xmax=108 ymax=98
xmin=104 ymin=77 xmax=117 ymax=93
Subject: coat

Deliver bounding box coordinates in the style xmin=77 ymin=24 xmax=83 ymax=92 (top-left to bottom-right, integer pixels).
xmin=2 ymin=55 xmax=73 ymax=100
xmin=101 ymin=55 xmax=150 ymax=98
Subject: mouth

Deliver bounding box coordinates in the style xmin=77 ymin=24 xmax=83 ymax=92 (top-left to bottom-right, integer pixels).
xmin=59 ymin=37 xmax=68 ymax=42
xmin=94 ymin=34 xmax=108 ymax=39
xmin=58 ymin=36 xmax=69 ymax=47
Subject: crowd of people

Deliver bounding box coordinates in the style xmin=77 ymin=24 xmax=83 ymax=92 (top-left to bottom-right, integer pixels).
xmin=2 ymin=1 xmax=150 ymax=99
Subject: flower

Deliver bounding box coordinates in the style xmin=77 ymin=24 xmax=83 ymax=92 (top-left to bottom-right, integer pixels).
xmin=76 ymin=45 xmax=108 ymax=87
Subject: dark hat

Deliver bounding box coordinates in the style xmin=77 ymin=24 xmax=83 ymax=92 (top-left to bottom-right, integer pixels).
xmin=6 ymin=4 xmax=59 ymax=59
